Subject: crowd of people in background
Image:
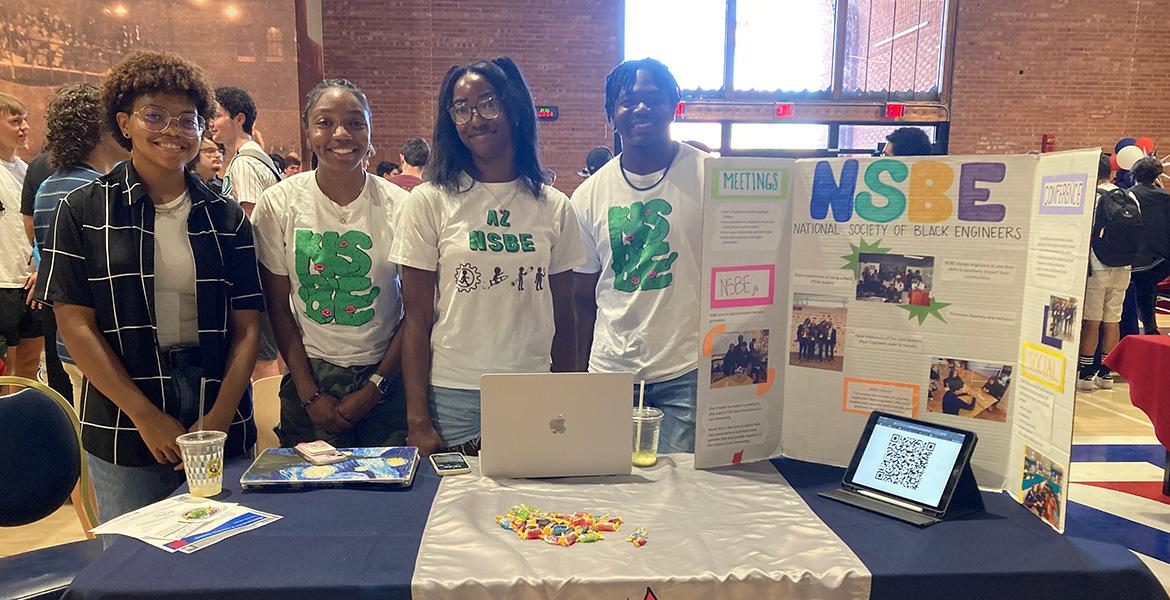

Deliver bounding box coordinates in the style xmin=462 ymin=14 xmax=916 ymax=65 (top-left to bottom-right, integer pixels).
xmin=0 ymin=7 xmax=138 ymax=75
xmin=1078 ymin=149 xmax=1170 ymax=391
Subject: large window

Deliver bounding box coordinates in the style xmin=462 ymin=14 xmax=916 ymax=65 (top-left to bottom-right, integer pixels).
xmin=624 ymin=0 xmax=947 ymax=100
xmin=734 ymin=0 xmax=835 ymax=95
xmin=623 ymin=0 xmax=726 ymax=92
xmin=622 ymin=0 xmax=952 ymax=155
xmin=843 ymin=0 xmax=945 ymax=99
xmin=731 ymin=124 xmax=830 ymax=150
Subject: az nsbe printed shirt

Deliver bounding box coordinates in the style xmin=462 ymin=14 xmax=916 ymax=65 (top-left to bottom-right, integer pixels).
xmin=390 ymin=175 xmax=585 ymax=390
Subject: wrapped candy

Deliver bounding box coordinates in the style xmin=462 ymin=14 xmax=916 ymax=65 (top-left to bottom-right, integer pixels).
xmin=495 ymin=504 xmax=643 ymax=549
xmin=627 ymin=527 xmax=648 ymax=548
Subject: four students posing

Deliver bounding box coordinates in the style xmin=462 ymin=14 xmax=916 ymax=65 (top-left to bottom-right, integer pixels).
xmin=36 ymin=52 xmax=702 ymax=521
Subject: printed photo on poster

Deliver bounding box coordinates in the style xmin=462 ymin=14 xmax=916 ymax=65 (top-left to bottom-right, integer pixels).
xmin=1044 ymin=295 xmax=1078 ymax=343
xmin=711 ymin=330 xmax=771 ymax=389
xmin=927 ymin=357 xmax=1012 ymax=422
xmin=1021 ymin=446 xmax=1065 ymax=529
xmin=790 ymin=294 xmax=847 ymax=372
xmin=856 ymin=253 xmax=935 ymax=305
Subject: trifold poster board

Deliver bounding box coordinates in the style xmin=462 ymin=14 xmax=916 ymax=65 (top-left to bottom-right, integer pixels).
xmin=696 ymin=149 xmax=1098 ymax=532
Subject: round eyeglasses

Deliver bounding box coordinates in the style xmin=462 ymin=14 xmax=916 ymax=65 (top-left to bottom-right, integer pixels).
xmin=449 ymin=96 xmax=501 ymax=126
xmin=132 ymin=106 xmax=204 ymax=139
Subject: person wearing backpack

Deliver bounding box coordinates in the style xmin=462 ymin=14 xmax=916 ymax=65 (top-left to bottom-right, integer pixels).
xmin=211 ymin=86 xmax=284 ymax=380
xmin=1078 ymin=153 xmax=1142 ymax=390
xmin=1126 ymin=157 xmax=1170 ymax=336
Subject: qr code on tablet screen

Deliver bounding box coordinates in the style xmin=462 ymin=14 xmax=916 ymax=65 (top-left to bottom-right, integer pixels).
xmin=874 ymin=434 xmax=936 ymax=490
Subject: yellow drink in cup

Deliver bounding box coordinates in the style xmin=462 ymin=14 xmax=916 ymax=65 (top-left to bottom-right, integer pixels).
xmin=176 ymin=430 xmax=227 ymax=498
xmin=632 ymin=407 xmax=663 ymax=467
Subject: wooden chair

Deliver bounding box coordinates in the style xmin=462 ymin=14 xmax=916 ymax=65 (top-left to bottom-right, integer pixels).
xmin=252 ymin=375 xmax=283 ymax=453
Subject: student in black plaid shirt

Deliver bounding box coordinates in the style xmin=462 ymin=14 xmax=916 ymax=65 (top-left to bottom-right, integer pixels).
xmin=35 ymin=51 xmax=262 ymax=524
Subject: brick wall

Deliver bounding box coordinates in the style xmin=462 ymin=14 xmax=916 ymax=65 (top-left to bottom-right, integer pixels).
xmin=320 ymin=0 xmax=620 ymax=195
xmin=320 ymin=0 xmax=1167 ymax=166
xmin=948 ymin=0 xmax=1170 ymax=154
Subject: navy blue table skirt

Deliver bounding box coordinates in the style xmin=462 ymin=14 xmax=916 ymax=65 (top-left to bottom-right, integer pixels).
xmin=62 ymin=457 xmax=1167 ymax=600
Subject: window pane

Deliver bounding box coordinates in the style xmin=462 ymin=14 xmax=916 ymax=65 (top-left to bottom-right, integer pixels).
xmin=734 ymin=0 xmax=835 ymax=94
xmin=839 ymin=124 xmax=935 ymax=152
xmin=624 ymin=0 xmax=727 ymax=92
xmin=671 ymin=122 xmax=723 ymax=152
xmin=730 ymin=123 xmax=830 ymax=150
xmin=843 ymin=0 xmax=946 ymax=99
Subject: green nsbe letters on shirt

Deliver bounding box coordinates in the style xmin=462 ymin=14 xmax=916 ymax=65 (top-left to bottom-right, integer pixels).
xmin=607 ymin=198 xmax=678 ymax=293
xmin=467 ymin=209 xmax=538 ymax=253
xmin=295 ymin=229 xmax=381 ymax=326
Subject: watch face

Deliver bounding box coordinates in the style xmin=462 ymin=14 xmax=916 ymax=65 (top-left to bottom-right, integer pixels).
xmin=375 ymin=377 xmax=393 ymax=394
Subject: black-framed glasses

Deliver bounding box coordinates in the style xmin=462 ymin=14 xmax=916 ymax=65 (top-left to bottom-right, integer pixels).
xmin=132 ymin=106 xmax=204 ymax=138
xmin=449 ymin=96 xmax=501 ymax=126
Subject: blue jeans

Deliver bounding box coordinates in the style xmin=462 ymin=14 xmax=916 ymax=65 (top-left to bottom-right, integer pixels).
xmin=428 ymin=386 xmax=481 ymax=448
xmin=86 ymin=366 xmax=203 ymax=536
xmin=634 ymin=370 xmax=697 ymax=453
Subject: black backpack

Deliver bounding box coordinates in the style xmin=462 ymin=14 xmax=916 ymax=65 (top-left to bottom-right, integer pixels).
xmin=1092 ymin=186 xmax=1142 ymax=267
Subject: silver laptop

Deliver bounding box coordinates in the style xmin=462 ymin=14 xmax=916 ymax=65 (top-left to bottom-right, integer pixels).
xmin=479 ymin=372 xmax=634 ymax=478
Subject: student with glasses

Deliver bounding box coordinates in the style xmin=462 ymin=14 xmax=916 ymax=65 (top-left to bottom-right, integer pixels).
xmin=390 ymin=57 xmax=585 ymax=456
xmin=187 ymin=137 xmax=224 ymax=194
xmin=36 ymin=51 xmax=262 ymax=524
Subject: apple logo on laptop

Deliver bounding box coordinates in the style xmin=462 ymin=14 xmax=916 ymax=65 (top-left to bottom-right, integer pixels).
xmin=549 ymin=414 xmax=566 ymax=434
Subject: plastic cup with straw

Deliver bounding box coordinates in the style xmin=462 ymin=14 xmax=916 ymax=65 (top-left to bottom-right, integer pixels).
xmin=632 ymin=380 xmax=663 ymax=467
xmin=175 ymin=373 xmax=227 ymax=496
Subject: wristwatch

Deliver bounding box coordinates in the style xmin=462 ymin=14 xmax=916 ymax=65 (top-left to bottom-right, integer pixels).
xmin=368 ymin=373 xmax=392 ymax=395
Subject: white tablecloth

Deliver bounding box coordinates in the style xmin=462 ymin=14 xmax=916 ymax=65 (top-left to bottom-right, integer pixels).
xmin=412 ymin=455 xmax=871 ymax=599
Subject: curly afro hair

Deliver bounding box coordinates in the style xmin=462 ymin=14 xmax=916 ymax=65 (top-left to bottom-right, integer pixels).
xmin=46 ymin=83 xmax=104 ymax=170
xmin=102 ymin=51 xmax=215 ymax=151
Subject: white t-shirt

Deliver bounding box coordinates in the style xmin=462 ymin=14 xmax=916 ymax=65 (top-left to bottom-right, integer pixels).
xmin=0 ymin=156 xmax=30 ymax=288
xmin=572 ymin=142 xmax=707 ymax=383
xmin=153 ymin=191 xmax=199 ymax=347
xmin=389 ymin=176 xmax=586 ymax=389
xmin=223 ymin=140 xmax=279 ymax=205
xmin=252 ymin=171 xmax=407 ymax=367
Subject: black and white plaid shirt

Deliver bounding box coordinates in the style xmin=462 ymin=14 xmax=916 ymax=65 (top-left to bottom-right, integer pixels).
xmin=36 ymin=161 xmax=261 ymax=467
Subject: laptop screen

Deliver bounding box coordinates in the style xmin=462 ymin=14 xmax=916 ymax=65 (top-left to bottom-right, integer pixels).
xmin=849 ymin=415 xmax=967 ymax=509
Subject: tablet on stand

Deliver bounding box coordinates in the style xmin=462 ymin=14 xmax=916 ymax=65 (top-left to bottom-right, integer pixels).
xmin=819 ymin=411 xmax=983 ymax=527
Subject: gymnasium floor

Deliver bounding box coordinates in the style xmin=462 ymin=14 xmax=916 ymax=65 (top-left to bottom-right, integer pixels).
xmin=3 ymin=380 xmax=1169 ymax=592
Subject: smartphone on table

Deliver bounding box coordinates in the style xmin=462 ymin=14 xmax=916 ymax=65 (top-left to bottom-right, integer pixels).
xmin=430 ymin=452 xmax=471 ymax=476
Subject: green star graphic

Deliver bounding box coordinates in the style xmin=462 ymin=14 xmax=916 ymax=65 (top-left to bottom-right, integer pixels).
xmin=840 ymin=238 xmax=892 ymax=276
xmin=898 ymin=298 xmax=951 ymax=325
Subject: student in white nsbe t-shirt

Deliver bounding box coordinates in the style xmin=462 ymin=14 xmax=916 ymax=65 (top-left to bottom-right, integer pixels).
xmin=253 ymin=80 xmax=411 ymax=448
xmin=572 ymin=59 xmax=706 ymax=453
xmin=391 ymin=57 xmax=585 ymax=457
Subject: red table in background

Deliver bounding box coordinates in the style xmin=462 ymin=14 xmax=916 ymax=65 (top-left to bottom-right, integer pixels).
xmin=1104 ymin=334 xmax=1170 ymax=494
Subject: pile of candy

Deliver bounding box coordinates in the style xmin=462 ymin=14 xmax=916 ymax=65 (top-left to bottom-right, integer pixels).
xmin=626 ymin=527 xmax=648 ymax=548
xmin=496 ymin=504 xmax=646 ymax=548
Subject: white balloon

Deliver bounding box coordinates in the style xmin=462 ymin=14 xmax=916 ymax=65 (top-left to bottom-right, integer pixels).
xmin=1117 ymin=145 xmax=1145 ymax=170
